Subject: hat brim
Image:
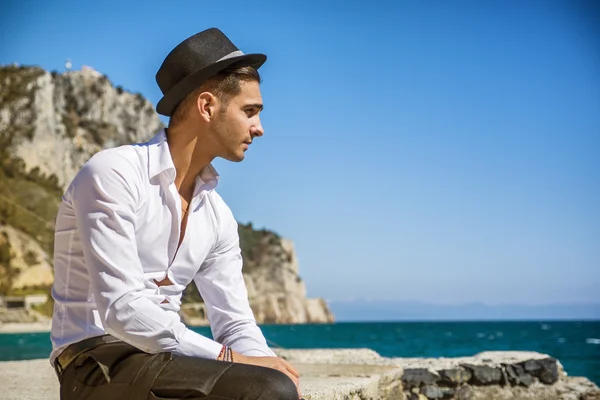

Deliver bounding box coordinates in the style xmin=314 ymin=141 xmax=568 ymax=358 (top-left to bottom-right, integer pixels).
xmin=156 ymin=53 xmax=266 ymax=117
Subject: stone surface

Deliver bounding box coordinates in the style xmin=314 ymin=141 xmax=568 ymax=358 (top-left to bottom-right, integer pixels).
xmin=420 ymin=384 xmax=444 ymax=398
xmin=391 ymin=351 xmax=597 ymax=400
xmin=242 ymin=238 xmax=334 ymax=324
xmin=461 ymin=363 xmax=503 ymax=385
xmin=391 ymin=351 xmax=560 ymax=371
xmin=455 ymin=385 xmax=474 ymax=400
xmin=439 ymin=387 xmax=455 ymax=399
xmin=1 ymin=65 xmax=163 ymax=188
xmin=0 ymin=358 xmax=406 ymax=400
xmin=505 ymin=363 xmax=535 ymax=387
xmin=276 ymin=348 xmax=396 ymax=366
xmin=1 ymin=351 xmax=599 ymax=400
xmin=439 ymin=367 xmax=472 ymax=385
xmin=456 ymin=378 xmax=600 ymax=400
xmin=402 ymin=368 xmax=440 ymax=387
xmin=521 ymin=357 xmax=560 ymax=384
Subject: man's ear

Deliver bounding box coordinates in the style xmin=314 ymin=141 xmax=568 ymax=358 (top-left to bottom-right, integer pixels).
xmin=197 ymin=92 xmax=216 ymax=122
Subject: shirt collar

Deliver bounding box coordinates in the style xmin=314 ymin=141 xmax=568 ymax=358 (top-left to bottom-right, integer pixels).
xmin=147 ymin=129 xmax=220 ymax=189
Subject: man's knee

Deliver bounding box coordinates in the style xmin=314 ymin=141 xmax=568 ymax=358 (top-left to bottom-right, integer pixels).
xmin=256 ymin=368 xmax=298 ymax=399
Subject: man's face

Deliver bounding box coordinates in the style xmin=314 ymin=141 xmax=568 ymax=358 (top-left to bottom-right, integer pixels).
xmin=212 ymin=80 xmax=264 ymax=162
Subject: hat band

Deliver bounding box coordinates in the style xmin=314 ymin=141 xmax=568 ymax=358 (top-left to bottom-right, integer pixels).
xmin=216 ymin=50 xmax=244 ymax=62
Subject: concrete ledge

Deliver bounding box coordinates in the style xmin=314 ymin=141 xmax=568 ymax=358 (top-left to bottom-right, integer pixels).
xmin=0 ymin=350 xmax=598 ymax=400
xmin=0 ymin=357 xmax=403 ymax=400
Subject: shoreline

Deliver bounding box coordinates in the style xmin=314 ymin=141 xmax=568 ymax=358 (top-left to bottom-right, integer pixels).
xmin=0 ymin=322 xmax=51 ymax=334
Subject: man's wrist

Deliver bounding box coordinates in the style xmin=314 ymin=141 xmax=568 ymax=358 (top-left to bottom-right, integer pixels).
xmin=217 ymin=345 xmax=238 ymax=362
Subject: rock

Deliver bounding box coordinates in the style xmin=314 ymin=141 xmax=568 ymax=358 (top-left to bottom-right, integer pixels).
xmin=500 ymin=366 xmax=509 ymax=386
xmin=558 ymin=377 xmax=600 ymax=400
xmin=505 ymin=364 xmax=535 ymax=387
xmin=461 ymin=364 xmax=503 ymax=385
xmin=455 ymin=385 xmax=474 ymax=400
xmin=305 ymin=298 xmax=335 ymax=323
xmin=241 ymin=233 xmax=334 ymax=324
xmin=518 ymin=372 xmax=536 ymax=387
xmin=402 ymin=368 xmax=440 ymax=387
xmin=440 ymin=387 xmax=455 ymax=399
xmin=421 ymin=385 xmax=444 ymax=398
xmin=439 ymin=367 xmax=472 ymax=385
xmin=391 ymin=351 xmax=555 ymax=372
xmin=407 ymin=394 xmax=428 ymax=400
xmin=1 ymin=65 xmax=163 ymax=188
xmin=521 ymin=358 xmax=559 ymax=384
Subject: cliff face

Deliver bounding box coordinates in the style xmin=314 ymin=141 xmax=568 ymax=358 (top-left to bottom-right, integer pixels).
xmin=0 ymin=225 xmax=53 ymax=290
xmin=0 ymin=64 xmax=333 ymax=324
xmin=0 ymin=64 xmax=163 ymax=187
xmin=242 ymin=236 xmax=334 ymax=324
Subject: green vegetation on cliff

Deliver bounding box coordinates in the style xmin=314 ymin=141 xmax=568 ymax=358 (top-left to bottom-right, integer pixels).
xmin=238 ymin=222 xmax=281 ymax=270
xmin=0 ymin=152 xmax=62 ymax=256
xmin=0 ymin=232 xmax=17 ymax=295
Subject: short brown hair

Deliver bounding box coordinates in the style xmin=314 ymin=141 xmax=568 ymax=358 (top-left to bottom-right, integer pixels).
xmin=168 ymin=65 xmax=261 ymax=127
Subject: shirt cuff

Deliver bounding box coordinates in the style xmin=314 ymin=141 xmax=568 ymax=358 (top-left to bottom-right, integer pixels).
xmin=175 ymin=328 xmax=223 ymax=359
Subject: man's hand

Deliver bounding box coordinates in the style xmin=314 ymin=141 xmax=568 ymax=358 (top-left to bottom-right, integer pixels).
xmin=228 ymin=350 xmax=302 ymax=398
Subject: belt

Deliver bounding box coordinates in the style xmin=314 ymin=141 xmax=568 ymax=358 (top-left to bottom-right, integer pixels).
xmin=53 ymin=334 xmax=122 ymax=377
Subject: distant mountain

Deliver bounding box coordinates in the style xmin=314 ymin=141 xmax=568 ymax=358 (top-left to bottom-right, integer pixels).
xmin=329 ymin=299 xmax=600 ymax=321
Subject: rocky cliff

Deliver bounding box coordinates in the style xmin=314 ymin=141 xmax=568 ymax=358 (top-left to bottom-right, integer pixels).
xmin=0 ymin=64 xmax=333 ymax=324
xmin=0 ymin=64 xmax=162 ymax=187
xmin=240 ymin=231 xmax=334 ymax=324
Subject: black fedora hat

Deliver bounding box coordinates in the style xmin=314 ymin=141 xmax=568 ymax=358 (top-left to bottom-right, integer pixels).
xmin=155 ymin=28 xmax=266 ymax=116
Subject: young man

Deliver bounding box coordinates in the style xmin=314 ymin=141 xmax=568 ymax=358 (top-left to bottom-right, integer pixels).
xmin=50 ymin=28 xmax=301 ymax=399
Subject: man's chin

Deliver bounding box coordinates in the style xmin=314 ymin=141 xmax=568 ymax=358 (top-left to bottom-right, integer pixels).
xmin=222 ymin=152 xmax=245 ymax=163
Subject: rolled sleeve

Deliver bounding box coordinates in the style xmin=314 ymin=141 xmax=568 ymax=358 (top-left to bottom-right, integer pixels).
xmin=70 ymin=152 xmax=222 ymax=359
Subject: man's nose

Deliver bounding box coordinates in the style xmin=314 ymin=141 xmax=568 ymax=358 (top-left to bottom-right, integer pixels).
xmin=251 ymin=120 xmax=264 ymax=138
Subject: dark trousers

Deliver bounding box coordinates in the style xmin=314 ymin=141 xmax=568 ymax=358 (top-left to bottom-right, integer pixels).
xmin=56 ymin=340 xmax=299 ymax=400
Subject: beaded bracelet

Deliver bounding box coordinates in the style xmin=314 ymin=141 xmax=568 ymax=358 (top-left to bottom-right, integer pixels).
xmin=217 ymin=345 xmax=226 ymax=361
xmin=218 ymin=345 xmax=235 ymax=363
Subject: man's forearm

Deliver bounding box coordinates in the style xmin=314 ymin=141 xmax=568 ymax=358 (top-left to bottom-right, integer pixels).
xmin=213 ymin=319 xmax=276 ymax=357
xmin=103 ymin=293 xmax=223 ymax=359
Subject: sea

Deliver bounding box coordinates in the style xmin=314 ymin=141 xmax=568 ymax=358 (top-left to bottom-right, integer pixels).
xmin=1 ymin=321 xmax=598 ymax=385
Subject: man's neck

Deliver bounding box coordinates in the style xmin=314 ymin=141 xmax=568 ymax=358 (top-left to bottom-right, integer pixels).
xmin=165 ymin=126 xmax=214 ymax=195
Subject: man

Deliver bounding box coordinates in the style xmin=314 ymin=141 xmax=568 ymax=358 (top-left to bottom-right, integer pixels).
xmin=50 ymin=28 xmax=301 ymax=399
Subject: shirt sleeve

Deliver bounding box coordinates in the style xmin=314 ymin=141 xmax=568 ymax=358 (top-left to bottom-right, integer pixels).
xmin=194 ymin=196 xmax=276 ymax=357
xmin=69 ymin=152 xmax=223 ymax=359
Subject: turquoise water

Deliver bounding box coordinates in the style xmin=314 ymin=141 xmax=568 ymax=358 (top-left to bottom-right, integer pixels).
xmin=1 ymin=321 xmax=598 ymax=384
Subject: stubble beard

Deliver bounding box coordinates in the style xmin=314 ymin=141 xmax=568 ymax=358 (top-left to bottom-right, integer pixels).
xmin=213 ymin=115 xmax=245 ymax=163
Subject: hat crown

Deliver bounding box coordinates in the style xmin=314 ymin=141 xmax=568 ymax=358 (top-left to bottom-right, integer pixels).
xmin=154 ymin=27 xmax=266 ymax=116
xmin=156 ymin=28 xmax=239 ymax=95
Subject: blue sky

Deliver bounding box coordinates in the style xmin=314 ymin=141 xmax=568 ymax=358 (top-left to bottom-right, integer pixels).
xmin=2 ymin=0 xmax=599 ymax=306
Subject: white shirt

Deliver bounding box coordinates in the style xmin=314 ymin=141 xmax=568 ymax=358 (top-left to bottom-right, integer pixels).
xmin=49 ymin=129 xmax=275 ymax=364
